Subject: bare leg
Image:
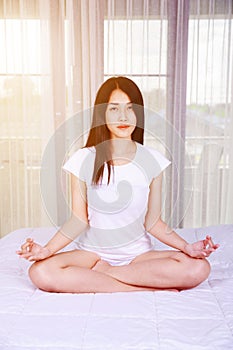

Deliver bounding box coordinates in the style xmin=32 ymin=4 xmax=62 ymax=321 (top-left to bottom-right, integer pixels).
xmin=28 ymin=250 xmax=161 ymax=293
xmin=102 ymin=251 xmax=211 ymax=290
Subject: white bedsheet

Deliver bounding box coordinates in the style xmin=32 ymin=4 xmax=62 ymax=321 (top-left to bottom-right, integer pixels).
xmin=0 ymin=225 xmax=233 ymax=350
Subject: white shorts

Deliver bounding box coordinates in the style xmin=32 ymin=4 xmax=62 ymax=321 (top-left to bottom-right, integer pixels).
xmin=75 ymin=234 xmax=154 ymax=266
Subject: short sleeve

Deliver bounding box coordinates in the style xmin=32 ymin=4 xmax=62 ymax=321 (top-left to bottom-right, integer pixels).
xmin=147 ymin=147 xmax=171 ymax=176
xmin=135 ymin=144 xmax=171 ymax=183
xmin=62 ymin=148 xmax=94 ymax=182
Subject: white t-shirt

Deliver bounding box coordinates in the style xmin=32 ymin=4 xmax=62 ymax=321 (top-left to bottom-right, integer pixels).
xmin=63 ymin=142 xmax=170 ymax=252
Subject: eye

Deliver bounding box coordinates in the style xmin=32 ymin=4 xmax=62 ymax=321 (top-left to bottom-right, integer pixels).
xmin=109 ymin=106 xmax=118 ymax=112
xmin=127 ymin=104 xmax=133 ymax=111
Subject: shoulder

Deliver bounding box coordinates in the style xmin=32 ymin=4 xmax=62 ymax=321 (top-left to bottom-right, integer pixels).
xmin=63 ymin=147 xmax=95 ymax=180
xmin=137 ymin=143 xmax=170 ymax=166
xmin=136 ymin=143 xmax=171 ymax=180
xmin=63 ymin=147 xmax=95 ymax=168
xmin=68 ymin=147 xmax=95 ymax=161
xmin=144 ymin=145 xmax=170 ymax=167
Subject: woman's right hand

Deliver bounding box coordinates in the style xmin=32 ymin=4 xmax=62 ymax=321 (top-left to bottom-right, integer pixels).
xmin=16 ymin=238 xmax=52 ymax=261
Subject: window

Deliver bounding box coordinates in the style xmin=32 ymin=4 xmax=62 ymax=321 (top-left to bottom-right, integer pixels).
xmin=104 ymin=17 xmax=168 ymax=154
xmin=0 ymin=18 xmax=49 ymax=235
xmin=104 ymin=5 xmax=233 ymax=227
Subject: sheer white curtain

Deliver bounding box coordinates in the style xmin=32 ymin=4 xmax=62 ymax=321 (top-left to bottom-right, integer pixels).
xmin=104 ymin=0 xmax=189 ymax=227
xmin=104 ymin=0 xmax=233 ymax=228
xmin=43 ymin=0 xmax=104 ymax=227
xmin=0 ymin=0 xmax=54 ymax=236
xmin=104 ymin=0 xmax=171 ymax=223
xmin=165 ymin=0 xmax=190 ymax=228
xmin=185 ymin=0 xmax=233 ymax=227
xmin=1 ymin=0 xmax=232 ymax=237
xmin=0 ymin=0 xmax=104 ymax=236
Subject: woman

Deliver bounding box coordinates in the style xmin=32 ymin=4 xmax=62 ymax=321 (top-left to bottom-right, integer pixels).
xmin=17 ymin=77 xmax=219 ymax=293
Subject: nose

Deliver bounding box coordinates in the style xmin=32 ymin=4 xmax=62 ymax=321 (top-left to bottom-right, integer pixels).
xmin=118 ymin=106 xmax=128 ymax=121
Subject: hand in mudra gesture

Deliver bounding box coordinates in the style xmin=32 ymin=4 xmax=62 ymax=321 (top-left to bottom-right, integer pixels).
xmin=16 ymin=238 xmax=52 ymax=261
xmin=184 ymin=235 xmax=219 ymax=259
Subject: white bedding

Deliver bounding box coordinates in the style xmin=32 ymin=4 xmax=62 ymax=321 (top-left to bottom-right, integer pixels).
xmin=0 ymin=225 xmax=233 ymax=350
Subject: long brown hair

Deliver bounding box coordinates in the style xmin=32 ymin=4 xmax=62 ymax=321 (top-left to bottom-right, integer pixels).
xmin=85 ymin=76 xmax=145 ymax=185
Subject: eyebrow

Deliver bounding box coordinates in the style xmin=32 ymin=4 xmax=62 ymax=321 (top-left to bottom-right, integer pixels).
xmin=108 ymin=102 xmax=132 ymax=105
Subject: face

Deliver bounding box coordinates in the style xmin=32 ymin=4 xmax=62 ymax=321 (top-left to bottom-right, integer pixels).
xmin=105 ymin=89 xmax=137 ymax=140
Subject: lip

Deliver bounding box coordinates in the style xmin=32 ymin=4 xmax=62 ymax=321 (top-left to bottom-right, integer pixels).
xmin=117 ymin=125 xmax=130 ymax=129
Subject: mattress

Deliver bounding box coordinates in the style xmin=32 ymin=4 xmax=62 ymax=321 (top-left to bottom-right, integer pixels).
xmin=0 ymin=224 xmax=233 ymax=350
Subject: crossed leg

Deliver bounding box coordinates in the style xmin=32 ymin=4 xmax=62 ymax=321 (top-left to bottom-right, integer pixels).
xmin=29 ymin=249 xmax=210 ymax=293
xmin=28 ymin=250 xmax=160 ymax=293
xmin=97 ymin=250 xmax=211 ymax=290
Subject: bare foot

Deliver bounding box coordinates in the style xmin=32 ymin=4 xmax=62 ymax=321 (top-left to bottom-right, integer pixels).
xmin=92 ymin=259 xmax=111 ymax=273
xmin=164 ymin=288 xmax=179 ymax=292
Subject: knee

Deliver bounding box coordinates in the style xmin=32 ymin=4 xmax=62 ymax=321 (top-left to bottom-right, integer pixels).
xmin=186 ymin=258 xmax=211 ymax=288
xmin=29 ymin=261 xmax=54 ymax=292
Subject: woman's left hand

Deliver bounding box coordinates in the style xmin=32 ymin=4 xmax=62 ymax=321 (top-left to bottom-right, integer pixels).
xmin=184 ymin=235 xmax=220 ymax=259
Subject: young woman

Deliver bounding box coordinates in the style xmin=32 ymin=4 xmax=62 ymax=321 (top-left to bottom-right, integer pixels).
xmin=17 ymin=77 xmax=219 ymax=293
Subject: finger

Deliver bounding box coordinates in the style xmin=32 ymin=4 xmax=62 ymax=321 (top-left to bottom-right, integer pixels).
xmin=203 ymin=237 xmax=212 ymax=250
xmin=207 ymin=236 xmax=214 ymax=245
xmin=21 ymin=242 xmax=32 ymax=252
xmin=28 ymin=256 xmax=36 ymax=261
xmin=199 ymin=247 xmax=212 ymax=257
xmin=204 ymin=236 xmax=209 ymax=243
xmin=28 ymin=255 xmax=42 ymax=262
xmin=200 ymin=241 xmax=205 ymax=250
xmin=18 ymin=253 xmax=34 ymax=260
xmin=204 ymin=244 xmax=220 ymax=254
xmin=195 ymin=251 xmax=207 ymax=258
xmin=203 ymin=245 xmax=220 ymax=257
xmin=20 ymin=242 xmax=29 ymax=251
xmin=17 ymin=251 xmax=33 ymax=258
xmin=203 ymin=235 xmax=212 ymax=245
xmin=201 ymin=252 xmax=211 ymax=259
xmin=196 ymin=253 xmax=207 ymax=259
xmin=203 ymin=248 xmax=215 ymax=256
xmin=206 ymin=236 xmax=215 ymax=248
xmin=16 ymin=250 xmax=25 ymax=255
xmin=21 ymin=238 xmax=33 ymax=248
xmin=22 ymin=242 xmax=35 ymax=253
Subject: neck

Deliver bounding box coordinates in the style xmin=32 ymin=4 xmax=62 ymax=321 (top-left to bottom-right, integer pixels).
xmin=110 ymin=139 xmax=136 ymax=157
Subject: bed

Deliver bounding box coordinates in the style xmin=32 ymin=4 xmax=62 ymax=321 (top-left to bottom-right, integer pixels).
xmin=0 ymin=224 xmax=233 ymax=350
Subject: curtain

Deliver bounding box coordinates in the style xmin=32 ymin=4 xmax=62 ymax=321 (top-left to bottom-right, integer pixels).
xmin=0 ymin=0 xmax=54 ymax=236
xmin=104 ymin=0 xmax=170 ymax=224
xmin=185 ymin=0 xmax=233 ymax=227
xmin=165 ymin=0 xmax=190 ymax=228
xmin=0 ymin=0 xmax=232 ymax=237
xmin=42 ymin=0 xmax=105 ymax=228
xmin=43 ymin=0 xmax=104 ymax=227
xmin=0 ymin=0 xmax=104 ymax=237
xmin=104 ymin=0 xmax=233 ymax=228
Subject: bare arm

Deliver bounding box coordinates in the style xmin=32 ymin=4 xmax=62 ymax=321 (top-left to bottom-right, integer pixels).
xmin=44 ymin=174 xmax=89 ymax=254
xmin=17 ymin=174 xmax=89 ymax=260
xmin=144 ymin=174 xmax=219 ymax=258
xmin=144 ymin=174 xmax=188 ymax=252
